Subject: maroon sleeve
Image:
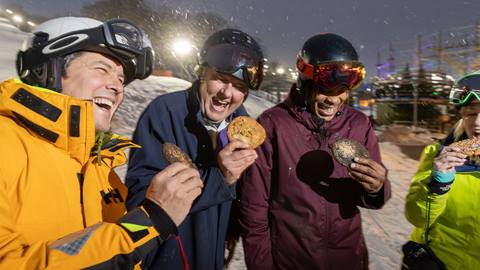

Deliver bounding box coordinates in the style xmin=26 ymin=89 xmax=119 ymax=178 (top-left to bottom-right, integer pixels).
xmin=237 ymin=113 xmax=274 ymax=270
xmin=359 ymin=119 xmax=392 ymax=209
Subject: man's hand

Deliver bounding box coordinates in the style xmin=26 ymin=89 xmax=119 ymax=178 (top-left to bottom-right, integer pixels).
xmin=348 ymin=157 xmax=387 ymax=193
xmin=146 ymin=162 xmax=203 ymax=226
xmin=218 ymin=140 xmax=258 ymax=185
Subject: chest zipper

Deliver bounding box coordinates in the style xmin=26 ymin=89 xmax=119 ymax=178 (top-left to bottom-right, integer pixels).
xmin=77 ymin=173 xmax=87 ymax=228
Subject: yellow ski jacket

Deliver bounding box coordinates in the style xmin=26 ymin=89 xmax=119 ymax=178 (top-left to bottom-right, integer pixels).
xmin=0 ymin=79 xmax=176 ymax=269
xmin=405 ymin=143 xmax=480 ymax=269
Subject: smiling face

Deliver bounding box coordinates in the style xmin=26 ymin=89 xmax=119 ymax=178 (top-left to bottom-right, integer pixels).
xmin=61 ymin=51 xmax=125 ymax=132
xmin=199 ymin=67 xmax=248 ymax=123
xmin=305 ymin=84 xmax=350 ymax=121
xmin=461 ymin=101 xmax=480 ymax=139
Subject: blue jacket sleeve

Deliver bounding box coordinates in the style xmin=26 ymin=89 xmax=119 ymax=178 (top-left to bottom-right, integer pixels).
xmin=126 ymin=98 xmax=235 ymax=213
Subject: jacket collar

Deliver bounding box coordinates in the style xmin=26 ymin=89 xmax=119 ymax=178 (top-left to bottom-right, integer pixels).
xmin=0 ymin=78 xmax=135 ymax=166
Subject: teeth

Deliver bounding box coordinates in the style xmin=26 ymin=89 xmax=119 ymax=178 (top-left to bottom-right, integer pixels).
xmin=213 ymin=98 xmax=228 ymax=106
xmin=93 ymin=97 xmax=113 ymax=108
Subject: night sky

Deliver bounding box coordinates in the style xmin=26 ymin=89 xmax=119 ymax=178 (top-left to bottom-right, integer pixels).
xmin=3 ymin=0 xmax=480 ymax=78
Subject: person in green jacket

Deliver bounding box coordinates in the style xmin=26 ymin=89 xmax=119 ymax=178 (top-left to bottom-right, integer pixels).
xmin=405 ymin=71 xmax=480 ymax=269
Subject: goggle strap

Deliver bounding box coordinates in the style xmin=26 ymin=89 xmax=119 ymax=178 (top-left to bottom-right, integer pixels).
xmin=296 ymin=56 xmax=314 ymax=80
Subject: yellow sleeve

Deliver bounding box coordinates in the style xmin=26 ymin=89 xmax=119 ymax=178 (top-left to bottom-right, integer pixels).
xmin=404 ymin=144 xmax=449 ymax=230
xmin=0 ymin=172 xmax=173 ymax=270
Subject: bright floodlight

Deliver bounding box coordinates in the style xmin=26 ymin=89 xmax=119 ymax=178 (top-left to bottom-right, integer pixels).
xmin=12 ymin=15 xmax=23 ymax=23
xmin=5 ymin=9 xmax=13 ymax=14
xmin=276 ymin=67 xmax=285 ymax=74
xmin=27 ymin=21 xmax=36 ymax=27
xmin=172 ymin=38 xmax=193 ymax=56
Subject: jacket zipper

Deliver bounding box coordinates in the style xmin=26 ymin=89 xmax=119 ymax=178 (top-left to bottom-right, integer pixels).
xmin=77 ymin=173 xmax=87 ymax=228
xmin=319 ymin=121 xmax=330 ymax=269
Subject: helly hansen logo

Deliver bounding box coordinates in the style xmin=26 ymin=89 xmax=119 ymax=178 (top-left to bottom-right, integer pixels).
xmin=100 ymin=188 xmax=124 ymax=204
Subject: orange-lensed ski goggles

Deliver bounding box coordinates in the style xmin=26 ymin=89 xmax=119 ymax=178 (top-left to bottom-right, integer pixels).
xmin=296 ymin=55 xmax=366 ymax=91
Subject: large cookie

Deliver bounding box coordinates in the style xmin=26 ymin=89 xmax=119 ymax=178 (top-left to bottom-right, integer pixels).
xmin=227 ymin=116 xmax=266 ymax=149
xmin=163 ymin=143 xmax=195 ymax=168
xmin=449 ymin=137 xmax=480 ymax=157
xmin=332 ymin=139 xmax=370 ymax=167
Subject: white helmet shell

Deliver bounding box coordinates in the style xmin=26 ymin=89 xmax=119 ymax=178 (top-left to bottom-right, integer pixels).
xmin=35 ymin=17 xmax=102 ymax=40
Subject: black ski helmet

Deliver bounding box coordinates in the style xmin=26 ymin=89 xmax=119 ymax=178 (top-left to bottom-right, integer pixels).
xmin=296 ymin=33 xmax=365 ymax=93
xmin=16 ymin=17 xmax=154 ymax=92
xmin=198 ymin=28 xmax=264 ymax=90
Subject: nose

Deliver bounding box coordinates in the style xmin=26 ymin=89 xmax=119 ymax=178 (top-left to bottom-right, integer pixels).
xmin=324 ymin=95 xmax=340 ymax=105
xmin=219 ymin=82 xmax=234 ymax=98
xmin=475 ymin=112 xmax=480 ymax=126
xmin=106 ymin=74 xmax=124 ymax=95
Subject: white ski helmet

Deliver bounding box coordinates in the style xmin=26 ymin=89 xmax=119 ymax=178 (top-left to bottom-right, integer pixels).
xmin=16 ymin=16 xmax=154 ymax=91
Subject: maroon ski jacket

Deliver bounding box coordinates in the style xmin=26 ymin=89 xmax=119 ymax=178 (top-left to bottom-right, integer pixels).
xmin=238 ymin=88 xmax=391 ymax=270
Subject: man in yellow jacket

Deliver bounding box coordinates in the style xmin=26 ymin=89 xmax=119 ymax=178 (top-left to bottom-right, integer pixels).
xmin=405 ymin=71 xmax=480 ymax=269
xmin=0 ymin=17 xmax=203 ymax=269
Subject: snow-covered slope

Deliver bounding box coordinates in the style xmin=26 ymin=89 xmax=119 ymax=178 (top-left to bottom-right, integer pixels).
xmin=0 ymin=17 xmax=30 ymax=81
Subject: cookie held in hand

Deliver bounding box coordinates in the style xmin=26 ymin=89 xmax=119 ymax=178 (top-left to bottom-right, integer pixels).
xmin=163 ymin=143 xmax=195 ymax=168
xmin=227 ymin=116 xmax=266 ymax=149
xmin=332 ymin=139 xmax=370 ymax=167
xmin=449 ymin=137 xmax=480 ymax=157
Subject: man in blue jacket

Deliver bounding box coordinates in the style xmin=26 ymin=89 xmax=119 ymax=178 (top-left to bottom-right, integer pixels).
xmin=125 ymin=28 xmax=265 ymax=269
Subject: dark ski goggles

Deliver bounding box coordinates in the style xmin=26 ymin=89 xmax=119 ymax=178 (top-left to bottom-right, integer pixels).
xmin=296 ymin=56 xmax=365 ymax=91
xmin=450 ymin=72 xmax=480 ymax=106
xmin=24 ymin=19 xmax=154 ymax=84
xmin=202 ymin=44 xmax=264 ymax=90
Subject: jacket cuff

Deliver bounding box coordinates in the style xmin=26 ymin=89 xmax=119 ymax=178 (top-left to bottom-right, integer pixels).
xmin=143 ymin=199 xmax=178 ymax=240
xmin=428 ymin=179 xmax=453 ymax=195
xmin=363 ymin=185 xmax=386 ymax=208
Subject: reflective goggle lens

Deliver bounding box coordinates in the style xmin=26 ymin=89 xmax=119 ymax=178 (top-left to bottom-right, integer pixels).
xmin=105 ymin=20 xmax=152 ymax=53
xmin=103 ymin=19 xmax=154 ymax=82
xmin=203 ymin=44 xmax=263 ymax=90
xmin=297 ymin=56 xmax=365 ymax=91
xmin=450 ymin=73 xmax=480 ymax=105
xmin=449 ymin=87 xmax=480 ymax=106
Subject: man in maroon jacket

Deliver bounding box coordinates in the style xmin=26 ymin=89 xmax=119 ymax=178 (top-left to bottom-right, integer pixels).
xmin=238 ymin=33 xmax=391 ymax=270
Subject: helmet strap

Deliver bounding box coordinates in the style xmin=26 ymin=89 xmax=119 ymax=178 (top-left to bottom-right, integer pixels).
xmin=46 ymin=57 xmax=65 ymax=92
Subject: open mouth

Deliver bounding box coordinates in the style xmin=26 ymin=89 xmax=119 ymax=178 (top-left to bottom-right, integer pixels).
xmin=93 ymin=97 xmax=114 ymax=111
xmin=211 ymin=97 xmax=229 ymax=112
xmin=316 ymin=104 xmax=336 ymax=116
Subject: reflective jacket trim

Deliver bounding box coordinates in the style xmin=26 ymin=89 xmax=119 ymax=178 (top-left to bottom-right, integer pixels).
xmin=70 ymin=105 xmax=81 ymax=137
xmin=12 ymin=111 xmax=59 ymax=142
xmin=11 ymin=88 xmax=62 ymax=122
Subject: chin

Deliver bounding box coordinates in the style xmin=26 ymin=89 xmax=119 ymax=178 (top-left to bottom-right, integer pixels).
xmin=94 ymin=121 xmax=111 ymax=132
xmin=95 ymin=126 xmax=110 ymax=132
xmin=205 ymin=110 xmax=226 ymax=123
